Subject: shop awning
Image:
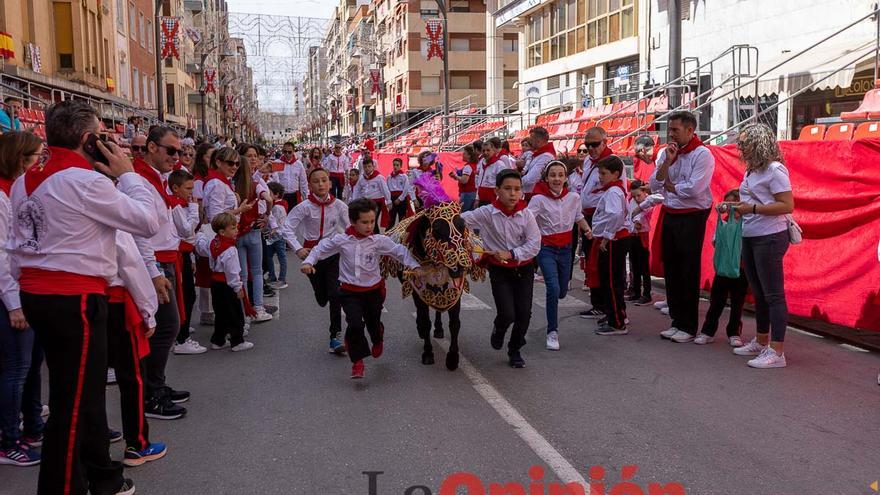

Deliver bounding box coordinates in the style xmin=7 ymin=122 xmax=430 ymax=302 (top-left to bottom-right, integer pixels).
xmin=730 ymin=40 xmax=877 ymax=98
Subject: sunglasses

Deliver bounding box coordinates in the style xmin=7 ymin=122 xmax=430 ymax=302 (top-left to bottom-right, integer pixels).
xmin=154 ymin=143 xmax=181 ymax=156
xmin=577 ymin=148 xmax=588 ymax=153
xmin=182 ymin=153 xmax=195 ymax=157
xmin=131 ymin=145 xmax=146 ymax=152
xmin=219 ymin=160 xmax=240 ymax=168
xmin=584 ymin=141 xmax=603 ymax=148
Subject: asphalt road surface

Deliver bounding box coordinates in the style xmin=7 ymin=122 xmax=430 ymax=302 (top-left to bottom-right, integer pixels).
xmin=4 ymin=262 xmax=880 ymax=495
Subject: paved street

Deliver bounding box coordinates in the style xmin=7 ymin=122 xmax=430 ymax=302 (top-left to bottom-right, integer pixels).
xmin=4 ymin=261 xmax=880 ymax=495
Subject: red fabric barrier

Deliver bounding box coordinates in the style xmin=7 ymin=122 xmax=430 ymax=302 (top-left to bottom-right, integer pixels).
xmin=645 ymin=139 xmax=880 ymax=332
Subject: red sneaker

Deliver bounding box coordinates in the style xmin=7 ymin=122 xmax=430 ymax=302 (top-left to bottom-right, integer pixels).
xmin=351 ymin=360 xmax=365 ymax=379
xmin=371 ymin=342 xmax=383 ymax=358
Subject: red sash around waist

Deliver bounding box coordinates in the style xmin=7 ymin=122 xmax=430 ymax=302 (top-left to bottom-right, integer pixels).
xmin=107 ymin=286 xmax=151 ymax=359
xmin=19 ymin=268 xmax=107 ymax=296
xmin=155 ymin=250 xmax=185 ymax=322
xmin=541 ymin=231 xmax=573 ymax=248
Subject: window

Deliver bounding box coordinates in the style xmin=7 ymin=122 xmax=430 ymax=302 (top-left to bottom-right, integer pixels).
xmin=53 ymin=1 xmax=75 ymax=69
xmin=503 ymin=38 xmax=518 ymax=53
xmin=129 ymin=3 xmax=136 ymax=39
xmin=450 ymin=0 xmax=469 ymax=12
xmin=147 ymin=20 xmax=153 ymax=53
xmin=450 ymin=38 xmax=469 ymax=51
xmin=422 ymin=76 xmax=440 ymax=94
xmin=503 ymin=76 xmax=517 ymax=89
xmin=547 ymin=75 xmax=560 ymax=90
xmin=450 ymin=76 xmax=469 ymax=89
xmin=116 ymin=0 xmax=126 ymax=31
xmin=166 ymin=83 xmax=176 ymax=114
xmin=139 ymin=13 xmax=145 ymax=47
xmin=133 ymin=68 xmax=140 ymax=103
xmin=420 ymin=0 xmax=438 ymax=15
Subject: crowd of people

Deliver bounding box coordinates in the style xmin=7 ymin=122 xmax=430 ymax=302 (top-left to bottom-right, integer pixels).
xmin=0 ymin=98 xmax=796 ymax=494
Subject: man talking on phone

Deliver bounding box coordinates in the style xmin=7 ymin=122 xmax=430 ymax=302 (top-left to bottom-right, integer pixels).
xmin=649 ymin=111 xmax=715 ymax=343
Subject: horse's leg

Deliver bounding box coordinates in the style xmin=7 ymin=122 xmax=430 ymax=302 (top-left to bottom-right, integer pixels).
xmin=413 ymin=293 xmax=434 ymax=365
xmin=433 ymin=309 xmax=444 ymax=338
xmin=445 ymin=299 xmax=462 ymax=371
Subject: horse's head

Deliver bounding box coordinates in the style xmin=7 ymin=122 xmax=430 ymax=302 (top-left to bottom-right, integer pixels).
xmin=416 ymin=201 xmax=472 ymax=278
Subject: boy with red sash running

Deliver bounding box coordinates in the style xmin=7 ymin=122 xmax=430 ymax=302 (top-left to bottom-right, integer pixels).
xmin=10 ymin=100 xmax=159 ymax=495
xmin=282 ymin=168 xmax=350 ymax=354
xmin=461 ymin=169 xmax=541 ymax=368
xmin=590 ymin=155 xmax=633 ymax=336
xmin=301 ymin=199 xmax=421 ymax=379
xmin=351 ymin=158 xmax=391 ymax=233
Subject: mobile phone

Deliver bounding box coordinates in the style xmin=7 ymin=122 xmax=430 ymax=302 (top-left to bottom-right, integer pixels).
xmin=83 ymin=133 xmax=110 ymax=166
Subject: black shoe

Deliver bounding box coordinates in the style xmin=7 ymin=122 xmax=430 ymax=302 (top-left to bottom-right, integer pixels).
xmin=263 ymin=304 xmax=278 ymax=315
xmin=162 ymin=387 xmax=190 ymax=404
xmin=597 ymin=316 xmax=608 ymax=326
xmin=633 ymin=295 xmax=653 ymax=306
xmin=108 ymin=429 xmax=123 ymax=443
xmin=579 ymin=309 xmax=604 ymax=319
xmin=490 ymin=328 xmax=505 ymax=350
xmin=624 ymin=293 xmax=640 ymax=302
xmin=508 ymin=351 xmax=525 ymax=368
xmin=263 ymin=287 xmax=276 ymax=297
xmin=116 ymin=478 xmax=136 ymax=495
xmin=144 ymin=397 xmax=186 ymax=420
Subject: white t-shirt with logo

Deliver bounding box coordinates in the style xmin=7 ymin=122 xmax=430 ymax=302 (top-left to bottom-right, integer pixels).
xmin=739 ymin=160 xmax=792 ymax=238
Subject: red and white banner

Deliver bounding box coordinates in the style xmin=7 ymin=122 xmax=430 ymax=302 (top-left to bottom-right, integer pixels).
xmin=203 ymin=67 xmax=217 ymax=93
xmin=346 ymin=94 xmax=355 ymax=111
xmin=425 ymin=19 xmax=444 ymax=61
xmin=225 ymin=93 xmax=234 ymax=111
xmin=370 ymin=69 xmax=381 ymax=96
xmin=160 ymin=17 xmax=181 ymax=60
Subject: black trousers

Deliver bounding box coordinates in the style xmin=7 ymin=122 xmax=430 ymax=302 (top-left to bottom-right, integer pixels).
xmin=488 ymin=263 xmax=535 ymax=354
xmin=143 ymin=261 xmax=180 ymax=399
xmin=628 ymin=235 xmax=651 ymax=298
xmin=387 ymin=198 xmax=408 ymax=229
xmin=598 ymin=238 xmax=628 ymax=329
xmin=107 ymin=302 xmax=150 ymax=451
xmin=661 ymin=209 xmax=710 ymax=335
xmin=282 ymin=192 xmax=299 ymax=212
xmin=210 ymin=282 xmax=245 ymax=347
xmin=306 ymin=254 xmax=342 ymax=338
xmin=702 ymin=272 xmax=749 ymax=338
xmin=22 ymin=292 xmax=124 ymax=495
xmin=329 ymin=176 xmax=344 ymax=199
xmin=339 ymin=288 xmax=385 ymax=363
xmin=176 ymin=253 xmax=196 ymax=345
xmin=579 ymin=212 xmax=603 ymax=311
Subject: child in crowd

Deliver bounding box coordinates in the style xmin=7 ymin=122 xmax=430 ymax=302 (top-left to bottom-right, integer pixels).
xmin=625 ymin=180 xmax=655 ymax=306
xmin=282 ymin=167 xmax=350 ymax=354
xmin=351 ymin=158 xmax=392 ymax=233
xmin=461 ymin=169 xmax=541 ymax=368
xmin=449 ymin=145 xmax=479 ymax=213
xmin=265 ymin=182 xmax=289 ymax=290
xmin=696 ymin=189 xmax=748 ymax=347
xmin=591 ymin=155 xmax=633 ymax=336
xmin=168 ymin=170 xmax=207 ymax=355
xmin=343 ymin=168 xmax=360 ymax=203
xmin=301 ymin=199 xmax=421 ymax=379
xmin=386 ymin=158 xmax=411 ymax=228
xmin=194 ymin=212 xmax=254 ymax=352
xmin=527 ymin=161 xmax=590 ymax=351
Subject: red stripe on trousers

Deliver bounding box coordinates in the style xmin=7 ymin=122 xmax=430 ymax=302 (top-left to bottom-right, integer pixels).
xmin=127 ymin=325 xmax=148 ymax=450
xmin=65 ymin=296 xmax=91 ymax=495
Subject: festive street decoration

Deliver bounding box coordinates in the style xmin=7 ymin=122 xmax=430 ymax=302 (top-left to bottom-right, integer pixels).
xmin=26 ymin=43 xmax=41 ymax=73
xmin=370 ymin=69 xmax=381 ymax=95
xmin=185 ymin=26 xmax=202 ymax=45
xmin=204 ymin=67 xmax=217 ymax=93
xmin=0 ymin=32 xmax=15 ymax=59
xmin=160 ymin=17 xmax=181 ymax=59
xmin=425 ymin=20 xmax=443 ymax=61
xmin=346 ymin=94 xmax=355 ymax=111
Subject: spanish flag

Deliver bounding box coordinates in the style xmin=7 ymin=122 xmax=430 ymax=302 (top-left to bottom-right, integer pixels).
xmin=0 ymin=32 xmax=14 ymax=59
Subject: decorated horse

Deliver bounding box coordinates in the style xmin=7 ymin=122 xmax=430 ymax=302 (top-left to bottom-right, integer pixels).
xmin=381 ymin=175 xmax=485 ymax=370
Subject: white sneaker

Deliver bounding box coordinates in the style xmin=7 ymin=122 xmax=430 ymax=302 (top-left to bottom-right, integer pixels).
xmin=660 ymin=327 xmax=679 ymax=339
xmin=733 ymin=337 xmax=765 ymax=356
xmin=211 ymin=341 xmax=229 ymax=350
xmin=653 ymin=300 xmax=668 ymax=310
xmin=173 ymin=338 xmax=208 ymax=355
xmin=670 ymin=330 xmax=695 ymax=343
xmin=106 ymin=368 xmax=116 ymax=384
xmin=728 ymin=336 xmax=744 ymax=348
xmin=747 ymin=347 xmax=786 ymax=368
xmin=546 ymin=331 xmax=560 ymax=351
xmin=272 ymin=281 xmax=289 ymax=289
xmin=231 ymin=341 xmax=255 ymax=352
xmin=693 ymin=333 xmax=715 ymax=345
xmin=660 ymin=307 xmax=670 ymax=316
xmin=252 ymin=306 xmax=273 ymax=322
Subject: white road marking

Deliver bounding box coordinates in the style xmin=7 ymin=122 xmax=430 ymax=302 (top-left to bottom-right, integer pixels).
xmin=435 ymin=338 xmax=588 ymax=487
xmin=839 ymin=343 xmax=869 ymax=353
xmin=461 ymin=292 xmax=493 ymax=310
xmin=790 ymin=327 xmax=824 ymax=339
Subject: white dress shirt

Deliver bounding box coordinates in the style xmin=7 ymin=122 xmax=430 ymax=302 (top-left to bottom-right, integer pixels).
xmin=281 ymin=196 xmax=349 ymax=251
xmin=461 ymin=204 xmax=541 ymax=262
xmin=522 ymin=151 xmax=554 ymax=193
xmin=303 ymin=231 xmax=420 ymax=288
xmin=194 ymin=234 xmax=243 ymax=292
xmin=110 ymin=231 xmax=159 ymax=329
xmin=527 ymin=192 xmax=584 ymax=237
xmin=352 ymin=174 xmax=392 ymax=204
xmin=202 ymin=176 xmax=238 ymax=224
xmin=649 ymin=145 xmax=715 ymax=210
xmin=592 ymin=186 xmax=632 ymax=239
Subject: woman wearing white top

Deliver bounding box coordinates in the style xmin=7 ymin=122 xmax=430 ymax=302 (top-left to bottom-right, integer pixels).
xmin=731 ymin=124 xmax=794 ymax=369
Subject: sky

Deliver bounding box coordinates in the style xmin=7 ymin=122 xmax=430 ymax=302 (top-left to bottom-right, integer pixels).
xmin=225 ymin=0 xmax=336 ymax=19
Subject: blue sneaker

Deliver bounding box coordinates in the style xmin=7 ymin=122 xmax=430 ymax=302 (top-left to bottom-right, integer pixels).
xmin=0 ymin=441 xmax=40 ymax=466
xmin=328 ymin=338 xmax=346 ymax=355
xmin=108 ymin=429 xmax=123 ymax=443
xmin=123 ymin=442 xmax=167 ymax=467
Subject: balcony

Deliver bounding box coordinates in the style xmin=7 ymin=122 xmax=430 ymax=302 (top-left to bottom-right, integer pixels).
xmin=184 ymin=0 xmax=203 ymax=12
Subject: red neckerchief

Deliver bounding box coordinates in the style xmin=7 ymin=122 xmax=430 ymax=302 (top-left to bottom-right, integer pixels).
xmin=533 ymin=142 xmax=556 ymax=158
xmin=491 ymin=198 xmax=527 ymax=217
xmin=593 ymin=179 xmax=625 ymax=194
xmin=532 ymin=180 xmax=568 ymax=200
xmin=391 ymin=170 xmax=404 ymax=177
xmin=485 ymin=152 xmax=502 ymax=167
xmin=0 ymin=177 xmax=13 ymax=196
xmin=499 ymin=149 xmax=510 ymax=157
xmin=364 ymin=169 xmax=379 ymax=181
xmin=206 ymin=169 xmax=233 ymax=190
xmin=276 ymin=199 xmax=289 ymax=211
xmin=24 ymin=147 xmax=92 ymax=195
xmin=133 ymin=158 xmax=174 ymax=208
xmin=348 ymin=177 xmax=359 ymax=187
xmin=345 ymin=225 xmax=370 ymax=239
xmin=307 ymin=193 xmax=335 ymax=206
xmin=592 ymin=146 xmax=613 ymax=163
xmin=174 ymin=161 xmax=190 ymax=172
xmin=279 ymin=155 xmax=296 ymax=165
xmin=168 ymin=196 xmax=188 ymax=209
xmin=209 ymin=234 xmax=237 ymax=259
xmin=678 ymin=135 xmax=704 ymax=155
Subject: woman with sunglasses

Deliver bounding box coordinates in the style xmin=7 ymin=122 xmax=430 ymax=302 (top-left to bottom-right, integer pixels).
xmin=0 ymin=131 xmax=45 ymax=466
xmin=175 ymin=144 xmax=195 ymax=172
xmin=235 ymin=144 xmax=274 ymax=323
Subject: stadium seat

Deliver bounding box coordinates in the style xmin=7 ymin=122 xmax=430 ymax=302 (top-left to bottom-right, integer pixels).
xmin=823 ymin=123 xmax=854 ymax=141
xmin=841 ymin=87 xmax=880 ymax=120
xmin=854 ymin=121 xmax=880 ymax=140
xmin=797 ymin=125 xmax=826 ymax=141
